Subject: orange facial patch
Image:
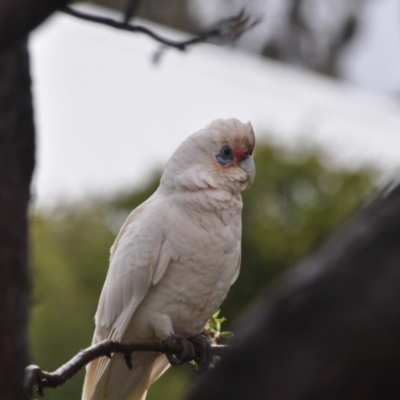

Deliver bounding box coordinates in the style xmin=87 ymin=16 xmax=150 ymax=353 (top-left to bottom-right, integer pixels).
xmin=233 ymin=146 xmax=248 ymax=162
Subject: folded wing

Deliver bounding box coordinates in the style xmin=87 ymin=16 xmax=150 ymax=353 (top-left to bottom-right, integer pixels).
xmin=82 ymin=197 xmax=171 ymax=400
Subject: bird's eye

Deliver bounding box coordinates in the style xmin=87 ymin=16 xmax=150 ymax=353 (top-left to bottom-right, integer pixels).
xmin=216 ymin=146 xmax=233 ymax=165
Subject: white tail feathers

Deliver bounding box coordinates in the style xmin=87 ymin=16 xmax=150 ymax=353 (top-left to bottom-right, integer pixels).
xmin=82 ymin=353 xmax=170 ymax=400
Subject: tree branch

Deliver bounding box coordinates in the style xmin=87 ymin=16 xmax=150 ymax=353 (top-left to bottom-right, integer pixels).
xmin=0 ymin=39 xmax=35 ymax=400
xmin=24 ymin=338 xmax=229 ymax=398
xmin=60 ymin=5 xmax=260 ymax=52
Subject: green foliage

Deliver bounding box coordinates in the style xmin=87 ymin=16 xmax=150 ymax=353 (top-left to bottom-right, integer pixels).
xmin=29 ymin=205 xmax=115 ymax=399
xmin=204 ymin=309 xmax=233 ymax=344
xmin=29 ymin=140 xmax=376 ymax=399
xmin=190 ymin=309 xmax=231 ymax=371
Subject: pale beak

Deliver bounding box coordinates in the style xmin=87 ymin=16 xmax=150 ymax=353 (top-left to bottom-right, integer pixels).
xmin=239 ymin=155 xmax=256 ymax=187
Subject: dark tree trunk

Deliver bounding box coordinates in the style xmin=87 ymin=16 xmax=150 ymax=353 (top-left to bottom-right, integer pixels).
xmin=0 ymin=0 xmax=67 ymax=49
xmin=0 ymin=40 xmax=35 ymax=400
xmin=0 ymin=2 xmax=69 ymax=397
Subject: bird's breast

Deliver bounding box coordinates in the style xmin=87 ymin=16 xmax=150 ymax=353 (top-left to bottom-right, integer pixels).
xmin=130 ymin=203 xmax=241 ymax=339
xmin=151 ymin=254 xmax=237 ymax=336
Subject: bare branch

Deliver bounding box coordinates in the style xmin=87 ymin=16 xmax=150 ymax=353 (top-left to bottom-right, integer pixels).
xmin=24 ymin=338 xmax=229 ymax=398
xmin=59 ymin=6 xmax=260 ymax=52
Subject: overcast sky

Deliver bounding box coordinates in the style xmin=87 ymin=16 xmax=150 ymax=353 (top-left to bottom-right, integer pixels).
xmin=29 ymin=3 xmax=400 ymax=208
xmin=339 ymin=0 xmax=400 ymax=94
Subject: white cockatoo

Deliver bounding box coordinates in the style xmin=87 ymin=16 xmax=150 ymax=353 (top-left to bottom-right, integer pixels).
xmin=82 ymin=118 xmax=256 ymax=400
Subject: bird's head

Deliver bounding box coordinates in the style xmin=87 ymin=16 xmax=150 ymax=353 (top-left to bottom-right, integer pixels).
xmin=160 ymin=118 xmax=255 ymax=195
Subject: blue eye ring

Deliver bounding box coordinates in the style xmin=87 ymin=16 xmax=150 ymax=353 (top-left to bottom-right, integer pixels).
xmin=216 ymin=146 xmax=234 ymax=165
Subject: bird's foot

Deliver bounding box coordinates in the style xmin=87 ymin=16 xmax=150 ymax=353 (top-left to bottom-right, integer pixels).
xmin=166 ymin=333 xmax=196 ymax=366
xmin=189 ymin=334 xmax=213 ymax=373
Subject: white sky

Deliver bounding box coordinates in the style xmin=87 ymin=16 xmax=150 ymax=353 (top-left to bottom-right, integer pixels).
xmin=339 ymin=0 xmax=400 ymax=94
xmin=29 ymin=4 xmax=400 ymax=208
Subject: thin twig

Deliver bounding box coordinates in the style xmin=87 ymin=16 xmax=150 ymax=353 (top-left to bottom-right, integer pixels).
xmin=24 ymin=339 xmax=229 ymax=398
xmin=124 ymin=0 xmax=142 ymax=23
xmin=59 ymin=5 xmax=260 ymax=52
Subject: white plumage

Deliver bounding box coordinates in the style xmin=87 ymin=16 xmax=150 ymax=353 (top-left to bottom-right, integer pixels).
xmin=82 ymin=118 xmax=256 ymax=400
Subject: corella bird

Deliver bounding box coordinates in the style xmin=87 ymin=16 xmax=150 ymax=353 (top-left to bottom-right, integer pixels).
xmin=82 ymin=118 xmax=256 ymax=400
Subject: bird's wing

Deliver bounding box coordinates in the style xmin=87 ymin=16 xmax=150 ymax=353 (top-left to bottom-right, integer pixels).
xmin=83 ymin=198 xmax=171 ymax=400
xmin=95 ymin=197 xmax=171 ymax=341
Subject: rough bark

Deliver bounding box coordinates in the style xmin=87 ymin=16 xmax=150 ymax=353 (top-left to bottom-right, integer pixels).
xmin=185 ymin=183 xmax=400 ymax=400
xmin=0 ymin=40 xmax=35 ymax=400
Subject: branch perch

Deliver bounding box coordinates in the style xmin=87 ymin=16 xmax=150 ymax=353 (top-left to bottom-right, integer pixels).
xmin=60 ymin=6 xmax=260 ymax=52
xmin=24 ymin=339 xmax=229 ymax=398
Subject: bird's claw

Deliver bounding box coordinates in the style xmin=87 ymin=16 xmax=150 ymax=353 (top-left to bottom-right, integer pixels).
xmin=190 ymin=334 xmax=213 ymax=373
xmin=166 ymin=333 xmax=196 ymax=366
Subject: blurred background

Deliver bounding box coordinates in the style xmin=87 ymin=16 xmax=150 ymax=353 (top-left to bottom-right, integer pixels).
xmin=28 ymin=1 xmax=400 ymax=399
